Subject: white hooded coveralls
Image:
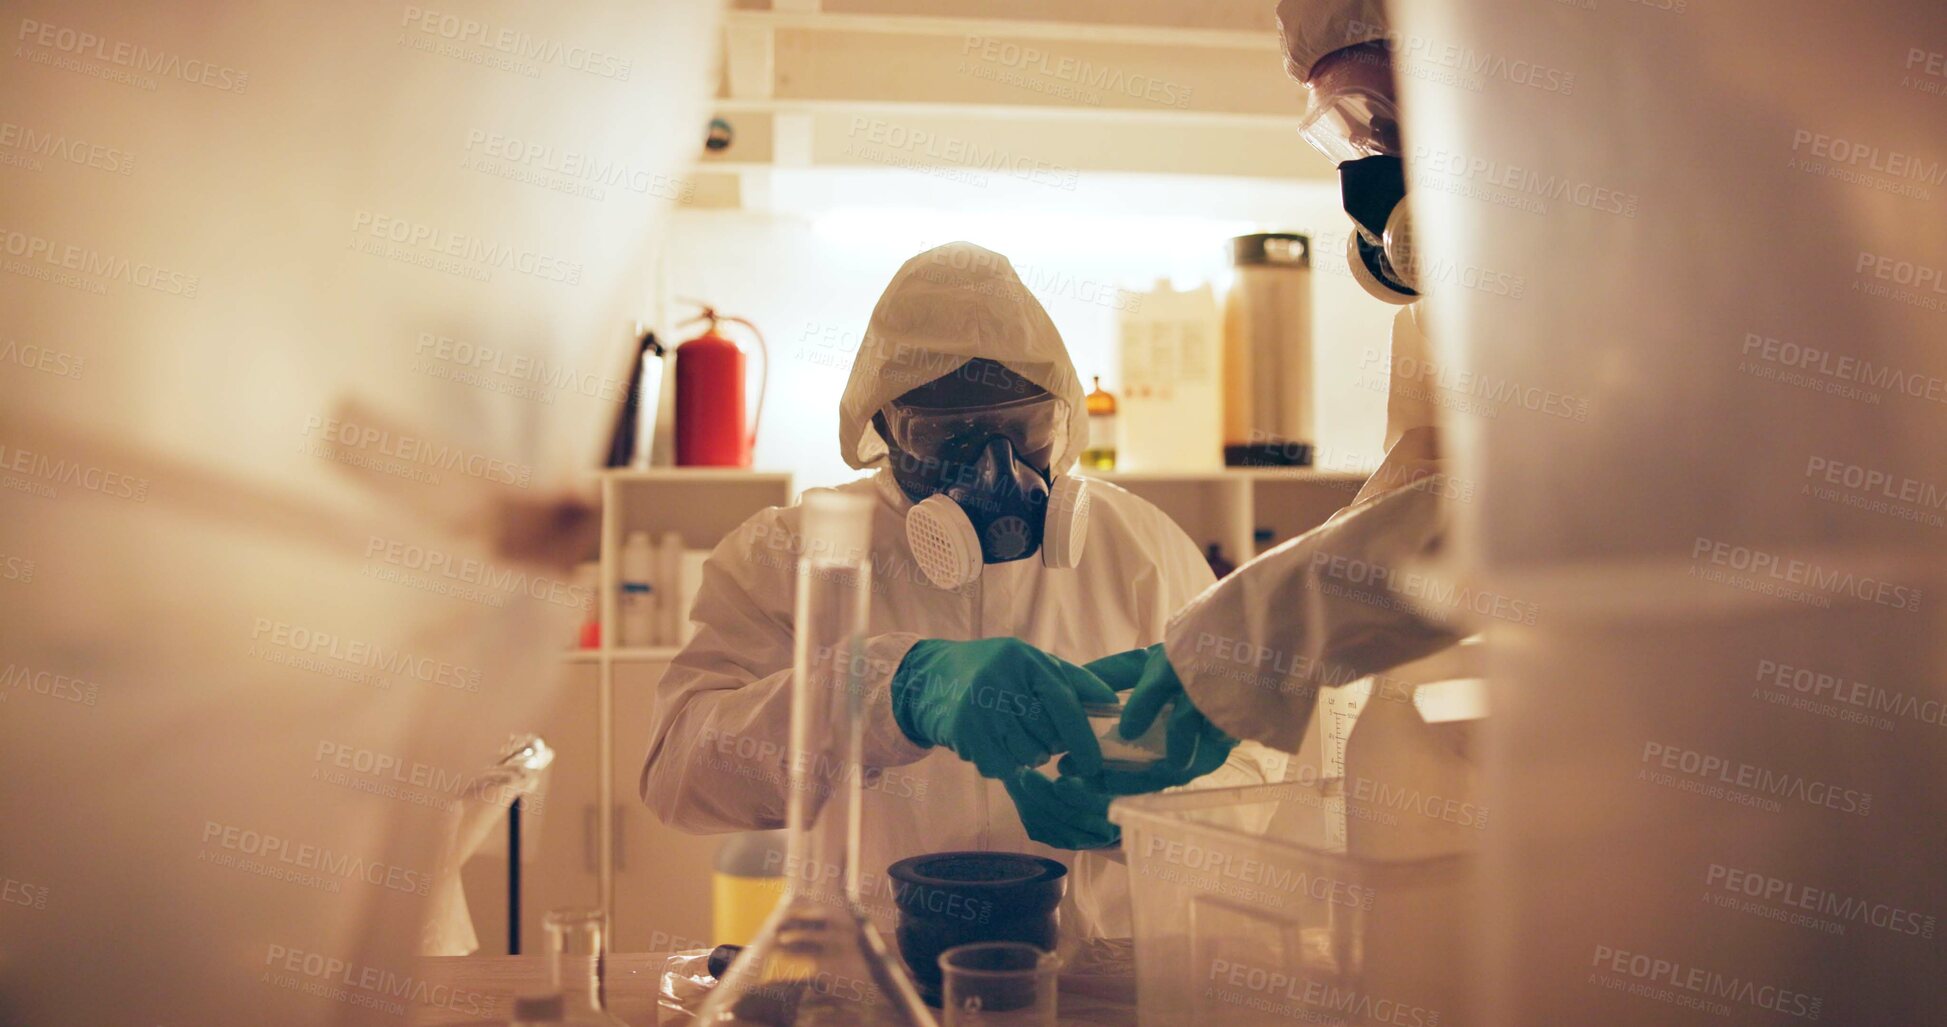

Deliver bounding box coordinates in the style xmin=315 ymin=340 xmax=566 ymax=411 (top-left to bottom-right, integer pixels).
xmin=640 ymin=242 xmax=1262 ymax=939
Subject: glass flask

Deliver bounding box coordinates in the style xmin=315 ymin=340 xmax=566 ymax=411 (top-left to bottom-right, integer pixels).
xmin=544 ymin=907 xmax=630 ymax=1026
xmin=693 ymin=492 xmax=937 ymax=1027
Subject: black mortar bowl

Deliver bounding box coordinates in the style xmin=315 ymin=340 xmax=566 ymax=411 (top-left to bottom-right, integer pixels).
xmin=886 ymin=851 xmax=1066 ymax=1006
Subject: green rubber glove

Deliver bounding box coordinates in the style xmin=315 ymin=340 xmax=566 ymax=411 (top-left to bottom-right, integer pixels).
xmin=1003 ymin=768 xmax=1120 ymax=850
xmin=892 ymin=638 xmax=1117 ymax=779
xmin=1065 ymin=643 xmax=1237 ymax=796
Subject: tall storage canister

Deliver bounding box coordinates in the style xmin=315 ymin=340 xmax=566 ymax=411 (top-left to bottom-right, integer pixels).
xmin=1223 ymin=232 xmax=1314 ymax=466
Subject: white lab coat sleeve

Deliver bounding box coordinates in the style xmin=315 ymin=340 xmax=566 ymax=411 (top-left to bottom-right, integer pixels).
xmin=640 ymin=508 xmax=930 ymax=833
xmin=1162 ymin=474 xmax=1462 ymax=754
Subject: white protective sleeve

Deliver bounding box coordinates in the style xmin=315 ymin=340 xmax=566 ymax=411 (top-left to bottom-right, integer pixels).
xmin=1163 ymin=435 xmax=1461 ymax=754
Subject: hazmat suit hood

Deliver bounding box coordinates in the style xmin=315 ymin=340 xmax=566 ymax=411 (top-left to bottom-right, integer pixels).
xmin=1276 ymin=0 xmax=1392 ymax=81
xmin=839 ymin=242 xmax=1089 ymax=475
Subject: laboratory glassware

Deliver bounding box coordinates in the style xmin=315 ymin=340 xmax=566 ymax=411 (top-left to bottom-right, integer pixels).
xmin=939 ymin=942 xmax=1058 ymax=1027
xmin=544 ymin=907 xmax=629 ymax=1026
xmin=692 ymin=491 xmax=936 ymax=1026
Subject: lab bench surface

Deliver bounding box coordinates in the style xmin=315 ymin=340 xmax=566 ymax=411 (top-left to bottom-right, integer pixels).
xmin=410 ymin=953 xmax=1137 ymax=1026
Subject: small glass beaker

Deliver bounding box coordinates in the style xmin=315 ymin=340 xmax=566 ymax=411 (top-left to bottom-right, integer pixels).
xmin=544 ymin=907 xmax=629 ymax=1026
xmin=938 ymin=942 xmax=1058 ymax=1027
xmin=1081 ymin=699 xmax=1170 ymax=771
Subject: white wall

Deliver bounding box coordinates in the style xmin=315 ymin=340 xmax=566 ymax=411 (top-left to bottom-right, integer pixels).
xmin=659 ymin=171 xmax=1397 ymax=489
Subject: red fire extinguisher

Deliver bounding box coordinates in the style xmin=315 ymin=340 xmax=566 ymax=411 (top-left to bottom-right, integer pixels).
xmin=673 ymin=305 xmax=768 ymax=468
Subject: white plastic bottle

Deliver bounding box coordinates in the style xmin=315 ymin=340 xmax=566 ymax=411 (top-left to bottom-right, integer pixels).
xmin=657 ymin=531 xmax=685 ymax=645
xmin=619 ymin=531 xmax=657 ymax=648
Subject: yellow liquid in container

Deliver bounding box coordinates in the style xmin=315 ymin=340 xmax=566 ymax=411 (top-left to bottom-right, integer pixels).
xmin=712 ymin=871 xmax=789 ymax=946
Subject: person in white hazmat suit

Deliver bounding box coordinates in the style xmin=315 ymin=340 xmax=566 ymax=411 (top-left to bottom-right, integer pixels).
xmin=1049 ymin=0 xmax=1465 ymax=783
xmin=641 ymin=241 xmax=1274 ymax=941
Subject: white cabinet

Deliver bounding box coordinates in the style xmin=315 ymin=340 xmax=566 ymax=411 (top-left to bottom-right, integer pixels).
xmin=460 ymin=469 xmax=793 ymax=955
xmin=592 ymin=470 xmax=794 ymax=948
xmin=611 ymin=658 xmax=723 ymax=952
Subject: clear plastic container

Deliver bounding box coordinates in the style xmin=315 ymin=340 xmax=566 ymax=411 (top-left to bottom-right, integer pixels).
xmin=1110 ymin=779 xmax=1477 ymax=1027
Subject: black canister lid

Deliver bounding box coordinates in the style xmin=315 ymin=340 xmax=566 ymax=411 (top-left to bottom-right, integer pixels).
xmin=1231 ymin=232 xmax=1311 ymax=269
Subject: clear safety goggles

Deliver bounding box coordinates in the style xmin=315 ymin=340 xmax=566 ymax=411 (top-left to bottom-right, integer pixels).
xmin=883 ymin=392 xmax=1064 ymax=467
xmin=1298 ymin=85 xmax=1404 ymax=164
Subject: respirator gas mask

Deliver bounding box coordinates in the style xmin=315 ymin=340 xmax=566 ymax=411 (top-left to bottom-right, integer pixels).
xmin=878 ymin=390 xmax=1089 ymax=591
xmin=1300 ymin=81 xmax=1419 ymax=304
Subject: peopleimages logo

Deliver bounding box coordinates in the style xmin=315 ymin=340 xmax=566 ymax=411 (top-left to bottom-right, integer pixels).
xmin=348 ymin=210 xmax=583 ymax=285
xmin=1753 ymin=658 xmax=1947 ymax=731
xmin=201 ymin=821 xmax=432 ymax=896
xmin=1705 ymin=863 xmax=1936 ymax=939
xmin=1790 ymin=130 xmax=1947 ymax=186
xmin=0 ymin=226 xmax=199 ymax=296
xmin=249 ymin=618 xmax=483 ymax=692
xmin=1206 ymin=958 xmax=1439 ymax=1027
xmin=399 ymin=5 xmax=634 ymax=80
xmin=298 ymin=414 xmax=532 ymax=487
xmin=1311 ymin=550 xmax=1541 ymax=626
xmin=2 ymin=877 xmax=50 ymax=911
xmin=1590 ymin=944 xmax=1822 ymax=1020
xmin=1689 ymin=537 xmax=1923 ymax=612
xmin=0 ymin=662 xmax=102 ymax=706
xmin=363 ymin=536 xmax=590 ymax=610
xmin=1855 ymin=251 xmax=1947 ymax=294
xmin=14 ymin=18 xmax=250 ymax=92
xmin=461 ymin=130 xmax=688 ymax=201
xmin=1345 ymin=19 xmax=1575 ymax=95
xmin=1739 ymin=331 xmax=1947 ymax=406
xmin=263 ymin=944 xmax=497 ymax=1018
xmin=0 ymin=442 xmax=150 ymax=501
xmin=960 ymin=36 xmax=1194 ymax=108
xmin=1802 ymin=455 xmax=1947 ymax=527
xmin=0 ymin=122 xmax=135 ymax=174
xmin=1137 ymin=835 xmax=1376 ymax=910
xmin=1640 ymin=741 xmax=1872 ymax=816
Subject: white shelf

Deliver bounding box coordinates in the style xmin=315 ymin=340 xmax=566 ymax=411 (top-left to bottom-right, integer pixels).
xmin=559 ymin=647 xmax=682 ymax=664
xmin=1091 ymin=467 xmax=1371 ymax=484
xmin=611 ymin=646 xmax=682 ymax=662
xmin=722 ymin=9 xmax=1272 ymax=50
xmin=709 ymin=97 xmax=1306 ymax=130
xmin=599 ymin=467 xmax=792 ymax=483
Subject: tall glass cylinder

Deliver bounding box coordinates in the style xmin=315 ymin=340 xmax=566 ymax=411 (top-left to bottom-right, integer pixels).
xmin=694 ymin=491 xmax=935 ymax=1026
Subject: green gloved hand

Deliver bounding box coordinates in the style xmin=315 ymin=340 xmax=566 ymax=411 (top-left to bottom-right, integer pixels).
xmin=892 ymin=638 xmax=1116 ymax=780
xmin=1063 ymin=643 xmax=1237 ymax=796
xmin=1003 ymin=768 xmax=1120 ymax=850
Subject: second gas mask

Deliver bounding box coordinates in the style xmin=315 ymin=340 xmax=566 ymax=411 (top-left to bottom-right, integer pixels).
xmin=1339 ymin=154 xmax=1419 ymax=304
xmin=1298 ymin=76 xmax=1419 ymax=305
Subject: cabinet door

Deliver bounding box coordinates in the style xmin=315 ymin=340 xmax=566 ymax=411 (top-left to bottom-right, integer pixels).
xmin=611 ymin=658 xmax=723 ymax=952
xmin=460 ymin=662 xmax=602 ymax=953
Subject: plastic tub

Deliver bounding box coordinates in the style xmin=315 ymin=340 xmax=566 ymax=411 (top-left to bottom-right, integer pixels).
xmin=1110 ymin=779 xmax=1478 ymax=1027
